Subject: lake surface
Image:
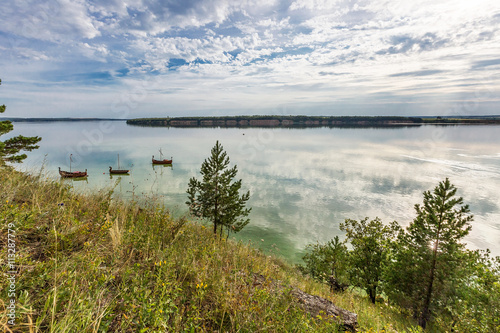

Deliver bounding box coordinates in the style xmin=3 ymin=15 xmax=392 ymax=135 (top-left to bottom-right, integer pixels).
xmin=8 ymin=121 xmax=500 ymax=263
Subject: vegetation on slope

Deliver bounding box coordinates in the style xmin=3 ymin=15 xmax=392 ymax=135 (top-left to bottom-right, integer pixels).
xmin=1 ymin=166 xmax=426 ymax=332
xmin=301 ymin=180 xmax=500 ymax=332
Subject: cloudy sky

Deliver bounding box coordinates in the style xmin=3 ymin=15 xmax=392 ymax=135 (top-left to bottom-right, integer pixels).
xmin=1 ymin=0 xmax=499 ymax=118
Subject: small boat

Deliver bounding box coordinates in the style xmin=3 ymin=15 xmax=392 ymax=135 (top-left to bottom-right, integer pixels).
xmin=152 ymin=149 xmax=172 ymax=164
xmin=109 ymin=166 xmax=129 ymax=174
xmin=59 ymin=154 xmax=87 ymax=178
xmin=152 ymin=156 xmax=173 ymax=164
xmin=59 ymin=167 xmax=87 ymax=178
xmin=109 ymin=154 xmax=130 ymax=174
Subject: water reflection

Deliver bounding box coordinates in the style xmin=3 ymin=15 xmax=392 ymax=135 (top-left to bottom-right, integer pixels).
xmin=9 ymin=121 xmax=500 ymax=263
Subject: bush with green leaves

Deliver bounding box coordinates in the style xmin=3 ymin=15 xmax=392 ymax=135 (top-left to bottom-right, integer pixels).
xmin=340 ymin=217 xmax=398 ymax=304
xmin=445 ymin=249 xmax=500 ymax=332
xmin=299 ymin=236 xmax=350 ymax=291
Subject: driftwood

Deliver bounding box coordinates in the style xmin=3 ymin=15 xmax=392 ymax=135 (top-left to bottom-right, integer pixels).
xmin=252 ymin=274 xmax=358 ymax=332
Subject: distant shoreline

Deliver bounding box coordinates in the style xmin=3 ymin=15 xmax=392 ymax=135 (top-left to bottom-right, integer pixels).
xmin=3 ymin=115 xmax=500 ymax=127
xmin=126 ymin=115 xmax=500 ymax=128
xmin=1 ymin=118 xmax=126 ymax=122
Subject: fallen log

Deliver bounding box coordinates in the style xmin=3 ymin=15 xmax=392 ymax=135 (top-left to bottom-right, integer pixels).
xmin=252 ymin=273 xmax=357 ymax=331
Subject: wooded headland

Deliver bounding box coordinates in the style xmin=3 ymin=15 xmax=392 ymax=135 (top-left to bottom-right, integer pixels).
xmin=126 ymin=115 xmax=500 ymax=128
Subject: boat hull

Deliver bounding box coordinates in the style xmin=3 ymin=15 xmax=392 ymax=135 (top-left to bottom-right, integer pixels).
xmin=59 ymin=168 xmax=87 ymax=178
xmin=110 ymin=169 xmax=130 ymax=174
xmin=152 ymin=158 xmax=172 ymax=164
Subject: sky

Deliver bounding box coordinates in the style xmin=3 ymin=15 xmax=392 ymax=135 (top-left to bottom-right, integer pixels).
xmin=1 ymin=0 xmax=499 ymax=118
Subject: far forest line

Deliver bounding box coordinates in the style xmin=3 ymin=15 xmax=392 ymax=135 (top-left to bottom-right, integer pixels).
xmin=126 ymin=115 xmax=500 ymax=128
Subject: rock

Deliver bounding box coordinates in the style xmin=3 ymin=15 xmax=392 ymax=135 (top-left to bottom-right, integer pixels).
xmin=291 ymin=287 xmax=358 ymax=332
xmin=252 ymin=273 xmax=357 ymax=331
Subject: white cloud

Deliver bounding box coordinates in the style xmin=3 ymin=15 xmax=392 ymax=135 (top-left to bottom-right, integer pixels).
xmin=1 ymin=0 xmax=101 ymax=42
xmin=290 ymin=0 xmax=344 ymax=11
xmin=0 ymin=0 xmax=499 ymax=117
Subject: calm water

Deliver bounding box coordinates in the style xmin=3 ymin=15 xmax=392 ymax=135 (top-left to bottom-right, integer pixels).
xmin=8 ymin=121 xmax=500 ymax=263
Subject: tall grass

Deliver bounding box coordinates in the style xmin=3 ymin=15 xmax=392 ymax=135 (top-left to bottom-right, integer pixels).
xmin=1 ymin=166 xmax=425 ymax=332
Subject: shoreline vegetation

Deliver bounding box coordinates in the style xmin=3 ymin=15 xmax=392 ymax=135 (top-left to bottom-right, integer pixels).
xmin=1 ymin=118 xmax=124 ymax=122
xmin=2 ymin=115 xmax=500 ymax=127
xmin=1 ymin=166 xmax=426 ymax=332
xmin=126 ymin=115 xmax=500 ymax=128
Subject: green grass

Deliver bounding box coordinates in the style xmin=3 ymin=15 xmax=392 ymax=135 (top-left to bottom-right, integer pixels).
xmin=1 ymin=166 xmax=425 ymax=332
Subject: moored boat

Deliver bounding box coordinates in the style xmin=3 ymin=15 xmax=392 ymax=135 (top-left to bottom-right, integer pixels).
xmin=152 ymin=149 xmax=172 ymax=164
xmin=109 ymin=166 xmax=130 ymax=174
xmin=59 ymin=167 xmax=87 ymax=178
xmin=152 ymin=155 xmax=173 ymax=164
xmin=109 ymin=154 xmax=130 ymax=174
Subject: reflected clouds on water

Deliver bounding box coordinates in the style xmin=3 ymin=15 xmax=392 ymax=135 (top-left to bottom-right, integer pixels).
xmin=10 ymin=122 xmax=500 ymax=263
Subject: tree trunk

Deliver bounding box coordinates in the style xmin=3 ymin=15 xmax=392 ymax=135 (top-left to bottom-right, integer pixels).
xmin=419 ymin=252 xmax=436 ymax=329
xmin=419 ymin=201 xmax=445 ymax=329
xmin=368 ymin=287 xmax=376 ymax=304
xmin=214 ymin=178 xmax=219 ymax=235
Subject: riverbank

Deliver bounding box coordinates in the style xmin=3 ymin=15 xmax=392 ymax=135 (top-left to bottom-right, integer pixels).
xmin=126 ymin=115 xmax=500 ymax=128
xmin=0 ymin=166 xmax=424 ymax=332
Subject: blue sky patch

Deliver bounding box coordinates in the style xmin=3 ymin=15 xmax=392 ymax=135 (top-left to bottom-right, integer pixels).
xmin=0 ymin=0 xmax=499 ymax=117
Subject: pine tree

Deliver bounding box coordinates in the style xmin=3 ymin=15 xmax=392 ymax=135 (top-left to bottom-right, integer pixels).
xmin=186 ymin=141 xmax=251 ymax=238
xmin=0 ymin=79 xmax=41 ymax=164
xmin=384 ymin=178 xmax=473 ymax=329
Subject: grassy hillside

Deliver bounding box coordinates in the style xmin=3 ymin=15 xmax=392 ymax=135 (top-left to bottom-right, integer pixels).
xmin=0 ymin=166 xmax=423 ymax=332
